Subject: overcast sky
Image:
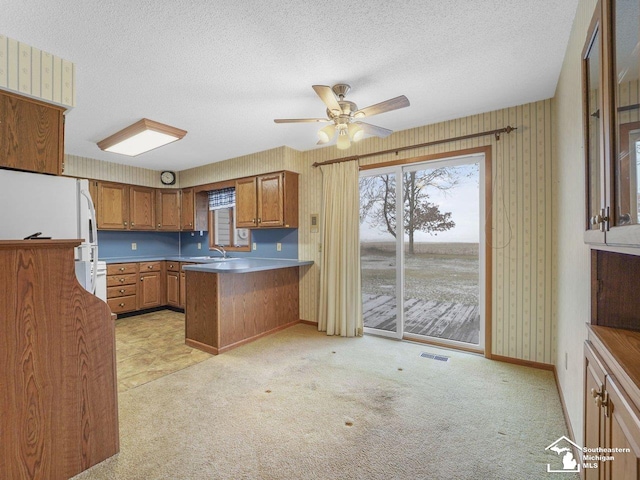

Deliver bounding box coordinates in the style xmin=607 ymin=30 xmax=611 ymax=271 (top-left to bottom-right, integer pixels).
xmin=360 ymin=164 xmax=480 ymax=243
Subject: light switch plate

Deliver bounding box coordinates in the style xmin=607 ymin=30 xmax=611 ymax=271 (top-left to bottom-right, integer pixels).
xmin=310 ymin=213 xmax=319 ymax=233
xmin=253 ymin=242 xmax=257 ymax=251
xmin=276 ymin=242 xmax=282 ymax=251
xmin=131 ymin=242 xmax=137 ymax=250
xmin=197 ymin=242 xmax=201 ymax=250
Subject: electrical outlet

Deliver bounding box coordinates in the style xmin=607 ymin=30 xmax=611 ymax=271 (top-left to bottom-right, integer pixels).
xmin=197 ymin=242 xmax=202 ymax=250
xmin=276 ymin=242 xmax=282 ymax=252
xmin=318 ymin=243 xmax=322 ymax=253
xmin=131 ymin=242 xmax=137 ymax=251
xmin=253 ymin=242 xmax=257 ymax=251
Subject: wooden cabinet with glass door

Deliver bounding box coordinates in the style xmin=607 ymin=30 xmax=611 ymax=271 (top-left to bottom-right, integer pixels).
xmin=583 ymin=0 xmax=640 ymax=246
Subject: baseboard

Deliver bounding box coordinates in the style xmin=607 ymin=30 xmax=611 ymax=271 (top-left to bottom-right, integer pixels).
xmin=552 ymin=366 xmax=580 ymax=472
xmin=298 ymin=320 xmax=317 ymax=327
xmin=491 ymin=354 xmax=555 ymax=371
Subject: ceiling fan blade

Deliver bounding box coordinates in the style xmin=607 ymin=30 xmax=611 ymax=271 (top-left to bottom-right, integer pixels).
xmin=354 ymin=95 xmax=410 ymax=118
xmin=356 ymin=122 xmax=393 ymax=138
xmin=312 ymin=85 xmax=342 ymax=115
xmin=274 ymin=118 xmax=330 ymax=123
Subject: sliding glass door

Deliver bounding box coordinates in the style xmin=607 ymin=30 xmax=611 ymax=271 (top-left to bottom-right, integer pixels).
xmin=360 ymin=154 xmax=484 ymax=349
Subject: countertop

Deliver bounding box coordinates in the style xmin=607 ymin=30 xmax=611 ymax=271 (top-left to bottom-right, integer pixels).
xmin=100 ymin=255 xmax=313 ymax=273
xmin=182 ymin=258 xmax=313 ymax=274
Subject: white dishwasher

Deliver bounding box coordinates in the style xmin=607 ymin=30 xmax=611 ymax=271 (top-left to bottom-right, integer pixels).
xmin=95 ymin=261 xmax=107 ymax=302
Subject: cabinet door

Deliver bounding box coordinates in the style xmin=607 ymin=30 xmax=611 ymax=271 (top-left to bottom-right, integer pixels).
xmin=606 ymin=0 xmax=640 ymax=246
xmin=97 ymin=182 xmax=129 ymax=230
xmin=257 ymin=173 xmax=284 ymax=227
xmin=181 ymin=188 xmax=195 ymax=230
xmin=584 ymin=341 xmax=608 ymax=479
xmin=167 ymin=271 xmax=180 ymax=307
xmin=138 ymin=271 xmax=162 ymax=309
xmin=129 ymin=186 xmax=156 ymax=230
xmin=235 ymin=177 xmax=258 ymax=227
xmin=604 ymin=376 xmax=640 ymax=480
xmin=0 ymin=90 xmax=64 ymax=175
xmin=157 ymin=189 xmax=181 ymax=231
xmin=582 ymin=8 xmax=606 ymax=244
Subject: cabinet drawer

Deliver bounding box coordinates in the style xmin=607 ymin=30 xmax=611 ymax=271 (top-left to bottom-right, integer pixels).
xmin=166 ymin=261 xmax=180 ymax=272
xmin=107 ymin=284 xmax=137 ymax=298
xmin=139 ymin=261 xmax=162 ymax=272
xmin=107 ymin=295 xmax=137 ymax=314
xmin=107 ymin=263 xmax=138 ymax=275
xmin=107 ymin=273 xmax=138 ymax=287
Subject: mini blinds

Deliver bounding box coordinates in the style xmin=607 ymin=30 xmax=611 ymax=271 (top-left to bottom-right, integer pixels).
xmin=208 ymin=188 xmax=235 ymax=210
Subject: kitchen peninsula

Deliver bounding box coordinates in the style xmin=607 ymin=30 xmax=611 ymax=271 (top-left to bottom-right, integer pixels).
xmin=183 ymin=259 xmax=313 ymax=354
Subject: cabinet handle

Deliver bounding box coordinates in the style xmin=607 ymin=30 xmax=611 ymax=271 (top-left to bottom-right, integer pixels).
xmin=169 ymin=264 xmax=174 ymax=268
xmin=158 ymin=223 xmax=161 ymax=227
xmin=124 ymin=221 xmax=128 ymax=226
xmin=119 ymin=303 xmax=125 ymax=307
xmin=258 ymin=218 xmax=261 ymax=224
xmin=119 ymin=289 xmax=125 ymax=293
xmin=131 ymin=222 xmax=135 ymax=226
xmin=119 ymin=267 xmax=125 ymax=271
xmin=140 ymin=277 xmax=144 ymax=282
xmin=148 ymin=265 xmax=153 ymax=269
xmin=119 ymin=278 xmax=125 ymax=283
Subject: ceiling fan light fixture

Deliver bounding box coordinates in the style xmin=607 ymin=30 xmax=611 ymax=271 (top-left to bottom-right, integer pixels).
xmin=97 ymin=118 xmax=187 ymax=157
xmin=317 ymin=124 xmax=336 ymax=144
xmin=348 ymin=123 xmax=364 ymax=142
xmin=336 ymin=130 xmax=351 ymax=150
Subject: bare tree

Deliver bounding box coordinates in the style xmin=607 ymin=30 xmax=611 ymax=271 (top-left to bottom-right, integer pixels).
xmin=360 ymin=167 xmax=463 ymax=254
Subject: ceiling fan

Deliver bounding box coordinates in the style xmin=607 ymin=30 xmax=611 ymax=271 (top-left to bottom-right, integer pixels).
xmin=274 ymin=84 xmax=410 ymax=149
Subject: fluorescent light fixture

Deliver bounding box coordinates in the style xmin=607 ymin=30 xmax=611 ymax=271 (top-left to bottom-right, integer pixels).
xmin=97 ymin=118 xmax=187 ymax=156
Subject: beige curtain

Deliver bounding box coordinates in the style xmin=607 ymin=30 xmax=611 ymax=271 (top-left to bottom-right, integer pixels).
xmin=318 ymin=161 xmax=363 ymax=337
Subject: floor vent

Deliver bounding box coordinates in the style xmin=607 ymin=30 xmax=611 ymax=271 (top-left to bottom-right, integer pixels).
xmin=420 ymin=352 xmax=450 ymax=362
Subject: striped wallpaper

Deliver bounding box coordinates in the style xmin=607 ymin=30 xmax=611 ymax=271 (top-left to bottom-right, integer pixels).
xmin=298 ymin=101 xmax=555 ymax=363
xmin=64 ymin=154 xmax=170 ymax=188
xmin=65 ymin=100 xmax=555 ymax=364
xmin=0 ymin=34 xmax=75 ymax=108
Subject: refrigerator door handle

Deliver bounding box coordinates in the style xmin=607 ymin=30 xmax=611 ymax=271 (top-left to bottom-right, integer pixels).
xmin=80 ymin=189 xmax=99 ymax=293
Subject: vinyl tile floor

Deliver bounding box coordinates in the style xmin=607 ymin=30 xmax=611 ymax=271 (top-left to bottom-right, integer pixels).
xmin=115 ymin=309 xmax=212 ymax=392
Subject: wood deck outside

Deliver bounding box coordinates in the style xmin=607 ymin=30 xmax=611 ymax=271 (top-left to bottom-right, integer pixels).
xmin=362 ymin=294 xmax=480 ymax=344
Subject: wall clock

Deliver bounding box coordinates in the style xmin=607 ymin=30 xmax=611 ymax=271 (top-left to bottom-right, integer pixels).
xmin=160 ymin=170 xmax=176 ymax=185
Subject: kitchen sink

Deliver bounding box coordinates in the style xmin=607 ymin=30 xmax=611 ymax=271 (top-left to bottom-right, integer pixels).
xmin=187 ymin=256 xmax=239 ymax=261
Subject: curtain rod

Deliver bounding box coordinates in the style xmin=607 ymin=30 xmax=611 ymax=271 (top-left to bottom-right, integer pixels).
xmin=312 ymin=125 xmax=517 ymax=168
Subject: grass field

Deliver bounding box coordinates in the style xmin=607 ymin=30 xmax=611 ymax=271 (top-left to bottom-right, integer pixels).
xmin=361 ymin=242 xmax=479 ymax=305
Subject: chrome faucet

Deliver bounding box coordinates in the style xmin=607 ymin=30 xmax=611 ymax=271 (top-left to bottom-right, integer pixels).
xmin=212 ymin=245 xmax=227 ymax=259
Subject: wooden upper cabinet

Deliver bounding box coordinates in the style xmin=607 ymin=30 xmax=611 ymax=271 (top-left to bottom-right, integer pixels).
xmin=156 ymin=189 xmax=181 ymax=231
xmin=0 ymin=90 xmax=65 ymax=175
xmin=129 ymin=186 xmax=156 ymax=230
xmin=181 ymin=188 xmax=195 ymax=230
xmin=236 ymin=171 xmax=298 ymax=229
xmin=235 ymin=177 xmax=258 ymax=228
xmin=97 ymin=182 xmax=129 ymax=230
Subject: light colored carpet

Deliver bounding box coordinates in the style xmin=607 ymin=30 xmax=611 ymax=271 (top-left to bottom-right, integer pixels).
xmin=73 ymin=323 xmax=578 ymax=480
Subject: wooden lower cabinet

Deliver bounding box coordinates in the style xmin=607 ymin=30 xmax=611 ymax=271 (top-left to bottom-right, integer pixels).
xmin=584 ymin=326 xmax=640 ymax=480
xmin=138 ymin=261 xmax=163 ymax=309
xmin=166 ymin=261 xmax=180 ymax=308
xmin=106 ymin=263 xmax=138 ymax=314
xmin=185 ymin=267 xmax=299 ymax=354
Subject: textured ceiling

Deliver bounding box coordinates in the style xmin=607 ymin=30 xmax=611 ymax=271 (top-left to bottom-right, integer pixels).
xmin=2 ymin=0 xmax=578 ymax=171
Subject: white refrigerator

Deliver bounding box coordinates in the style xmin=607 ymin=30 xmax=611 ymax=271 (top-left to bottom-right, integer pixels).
xmin=0 ymin=169 xmax=100 ymax=295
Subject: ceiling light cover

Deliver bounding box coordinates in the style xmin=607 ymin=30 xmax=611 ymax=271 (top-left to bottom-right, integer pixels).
xmin=336 ymin=130 xmax=351 ymax=150
xmin=317 ymin=124 xmax=336 ymax=144
xmin=97 ymin=118 xmax=187 ymax=156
